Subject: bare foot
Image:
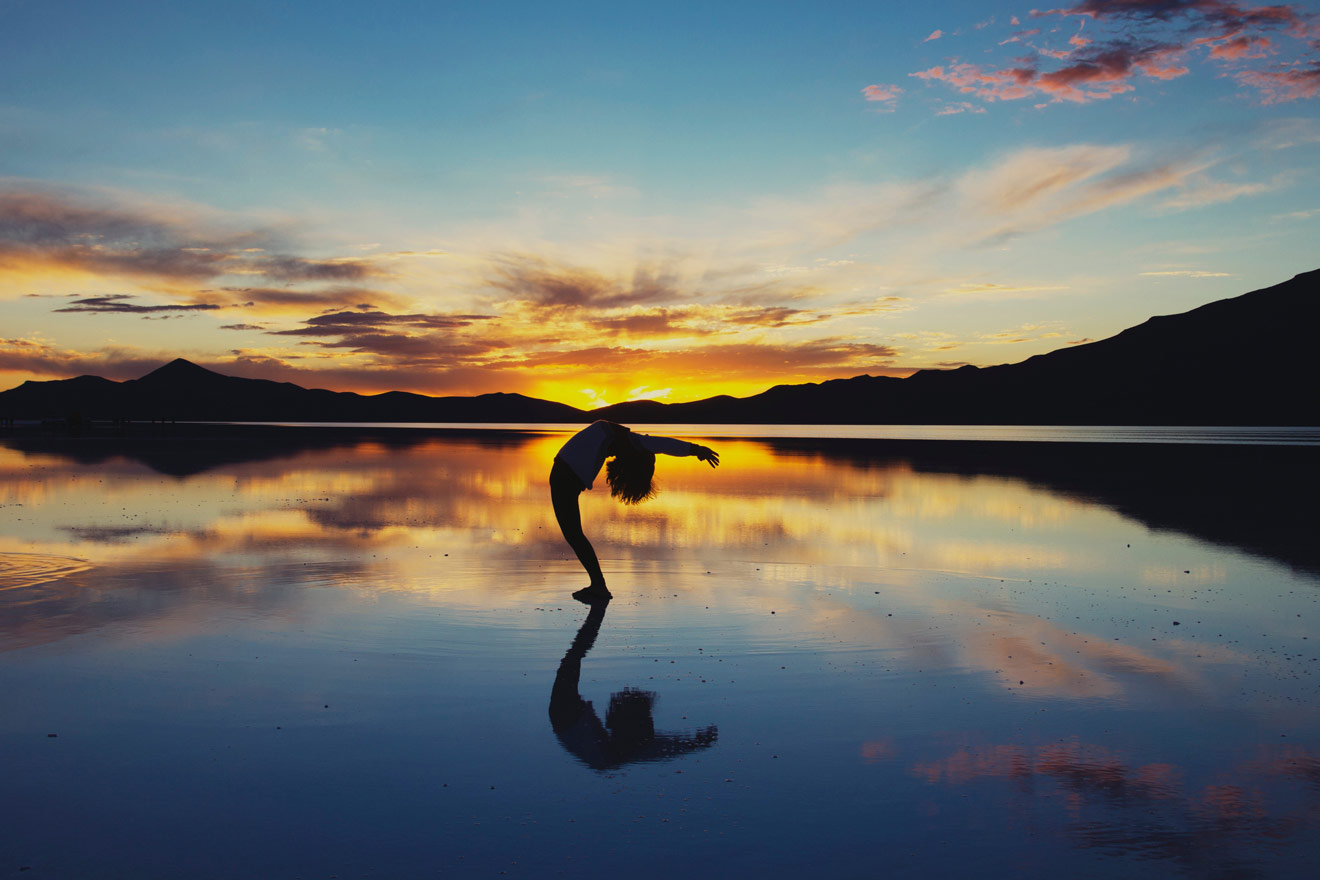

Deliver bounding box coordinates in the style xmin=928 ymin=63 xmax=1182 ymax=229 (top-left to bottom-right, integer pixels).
xmin=572 ymin=585 xmax=612 ymax=603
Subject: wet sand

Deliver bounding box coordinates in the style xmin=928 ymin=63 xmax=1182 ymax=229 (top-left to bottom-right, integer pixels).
xmin=1 ymin=428 xmax=1317 ymax=878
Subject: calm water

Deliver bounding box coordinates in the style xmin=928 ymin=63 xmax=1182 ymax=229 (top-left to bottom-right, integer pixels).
xmin=1 ymin=429 xmax=1318 ymax=878
xmin=226 ymin=422 xmax=1320 ymax=445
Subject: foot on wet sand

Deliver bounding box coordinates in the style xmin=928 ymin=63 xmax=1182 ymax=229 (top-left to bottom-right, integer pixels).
xmin=572 ymin=585 xmax=613 ymax=603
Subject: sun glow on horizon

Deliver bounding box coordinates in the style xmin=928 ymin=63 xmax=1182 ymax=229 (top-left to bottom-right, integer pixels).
xmin=0 ymin=1 xmax=1316 ymax=401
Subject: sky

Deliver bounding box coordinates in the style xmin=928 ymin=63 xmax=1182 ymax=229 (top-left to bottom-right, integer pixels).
xmin=1 ymin=0 xmax=1317 ymax=407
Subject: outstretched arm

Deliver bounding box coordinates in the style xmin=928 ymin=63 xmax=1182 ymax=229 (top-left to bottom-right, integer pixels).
xmin=691 ymin=444 xmax=719 ymax=468
xmin=635 ymin=434 xmax=720 ymax=468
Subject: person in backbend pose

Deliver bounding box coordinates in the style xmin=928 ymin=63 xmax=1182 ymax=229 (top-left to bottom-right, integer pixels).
xmin=550 ymin=420 xmax=719 ymax=602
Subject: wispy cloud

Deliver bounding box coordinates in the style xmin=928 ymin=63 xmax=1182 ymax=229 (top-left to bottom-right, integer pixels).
xmin=1139 ymin=269 xmax=1232 ymax=277
xmin=955 ymin=143 xmax=1207 ymax=243
xmin=1158 ymin=174 xmax=1279 ymax=210
xmin=490 ymin=256 xmax=685 ymax=311
xmin=1234 ymin=63 xmax=1320 ymax=103
xmin=0 ymin=186 xmax=381 ymax=291
xmin=207 ymin=286 xmax=411 ymax=313
xmin=52 ymin=294 xmax=221 ymax=315
xmin=0 ymin=337 xmax=181 ymax=381
xmin=861 ymin=83 xmax=903 ymax=111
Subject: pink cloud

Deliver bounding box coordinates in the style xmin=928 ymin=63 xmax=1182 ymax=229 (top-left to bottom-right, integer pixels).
xmin=1000 ymin=27 xmax=1042 ymax=46
xmin=900 ymin=0 xmax=1317 ymax=110
xmin=924 ymin=29 xmax=943 ymax=42
xmin=912 ymin=44 xmax=1188 ymax=105
xmin=910 ymin=64 xmax=1037 ymax=102
xmin=1235 ymin=63 xmax=1320 ymax=102
xmin=935 ymin=102 xmax=988 ymax=116
xmin=861 ymin=83 xmax=903 ymax=110
xmin=1203 ymin=34 xmax=1274 ymax=59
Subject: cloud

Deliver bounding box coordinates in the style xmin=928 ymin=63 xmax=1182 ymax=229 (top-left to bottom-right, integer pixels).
xmin=955 ymin=143 xmax=1204 ymax=242
xmin=537 ymin=174 xmax=640 ymax=200
xmin=935 ymin=102 xmax=987 ymax=115
xmin=923 ymin=29 xmax=943 ymax=42
xmin=52 ymin=294 xmax=221 ymax=315
xmin=491 ymin=256 xmax=682 ymax=311
xmin=1139 ymin=269 xmax=1232 ymax=277
xmin=207 ymin=286 xmax=411 ymax=314
xmin=943 ymin=281 xmax=1071 ymax=298
xmin=1271 ymin=207 xmax=1320 ymax=221
xmin=268 ymin=308 xmax=504 ymax=361
xmin=903 ymin=0 xmax=1317 ymax=109
xmin=585 ymin=304 xmax=828 ymax=338
xmin=511 ymin=338 xmax=900 ymax=377
xmin=1204 ymin=34 xmax=1273 ymax=60
xmin=978 ymin=322 xmax=1067 ymax=344
xmin=593 ymin=308 xmax=707 ymax=338
xmin=1158 ymin=174 xmax=1278 ymax=210
xmin=723 ymin=305 xmax=828 ymax=327
xmin=861 ymin=83 xmax=903 ymax=110
xmin=1234 ymin=62 xmax=1320 ymax=103
xmin=911 ymin=44 xmax=1191 ymax=105
xmin=243 ymin=255 xmax=376 ymax=282
xmin=0 ymin=186 xmax=381 ymax=288
xmin=0 ymin=338 xmax=180 ymax=382
xmin=913 ymin=738 xmax=1320 ymax=873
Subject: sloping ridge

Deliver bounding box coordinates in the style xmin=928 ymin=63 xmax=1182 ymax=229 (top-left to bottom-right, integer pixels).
xmin=595 ymin=269 xmax=1319 ymax=425
xmin=3 ymin=269 xmax=1316 ymax=424
xmin=0 ymin=357 xmax=589 ymax=422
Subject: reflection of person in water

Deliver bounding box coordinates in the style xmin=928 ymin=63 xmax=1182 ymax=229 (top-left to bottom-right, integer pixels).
xmin=549 ymin=601 xmax=718 ymax=771
xmin=550 ymin=420 xmax=718 ymax=602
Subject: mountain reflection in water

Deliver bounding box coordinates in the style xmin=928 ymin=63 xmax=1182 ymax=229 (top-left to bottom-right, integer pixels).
xmin=0 ymin=427 xmax=1317 ymax=878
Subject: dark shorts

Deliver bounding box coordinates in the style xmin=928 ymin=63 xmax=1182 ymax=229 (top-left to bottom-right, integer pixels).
xmin=550 ymin=458 xmax=586 ymax=495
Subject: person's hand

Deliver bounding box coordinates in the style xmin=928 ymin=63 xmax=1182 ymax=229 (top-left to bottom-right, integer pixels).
xmin=694 ymin=444 xmax=719 ymax=468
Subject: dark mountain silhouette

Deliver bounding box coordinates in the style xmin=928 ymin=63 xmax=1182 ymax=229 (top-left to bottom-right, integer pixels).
xmin=0 ymin=357 xmax=589 ymax=423
xmin=1 ymin=269 xmax=1316 ymax=425
xmin=593 ymin=268 xmax=1320 ymax=425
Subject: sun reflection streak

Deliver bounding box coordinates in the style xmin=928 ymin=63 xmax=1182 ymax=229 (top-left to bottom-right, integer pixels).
xmin=0 ymin=432 xmax=1311 ymax=710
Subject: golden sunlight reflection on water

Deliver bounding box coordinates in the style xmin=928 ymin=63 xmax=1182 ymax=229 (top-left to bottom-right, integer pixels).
xmin=2 ymin=431 xmax=1319 ymax=877
xmin=0 ymin=433 xmax=1312 ymax=700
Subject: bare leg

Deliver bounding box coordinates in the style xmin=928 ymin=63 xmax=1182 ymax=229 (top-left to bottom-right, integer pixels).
xmin=550 ymin=463 xmax=610 ymax=597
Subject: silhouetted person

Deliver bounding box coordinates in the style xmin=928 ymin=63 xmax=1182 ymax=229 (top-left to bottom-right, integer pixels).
xmin=550 ymin=420 xmax=718 ymax=602
xmin=549 ymin=602 xmax=718 ymax=771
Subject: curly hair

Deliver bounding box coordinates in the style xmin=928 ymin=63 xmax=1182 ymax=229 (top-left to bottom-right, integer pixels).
xmin=606 ymin=447 xmax=656 ymax=504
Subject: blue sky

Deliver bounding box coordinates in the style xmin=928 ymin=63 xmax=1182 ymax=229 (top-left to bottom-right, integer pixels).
xmin=2 ymin=0 xmax=1317 ymax=405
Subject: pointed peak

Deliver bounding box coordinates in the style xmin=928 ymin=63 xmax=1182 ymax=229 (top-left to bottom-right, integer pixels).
xmin=139 ymin=358 xmax=225 ymax=382
xmin=156 ymin=358 xmax=208 ymax=373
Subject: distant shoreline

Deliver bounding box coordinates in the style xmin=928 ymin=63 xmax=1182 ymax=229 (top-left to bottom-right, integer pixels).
xmin=5 ymin=419 xmax=1319 ymax=447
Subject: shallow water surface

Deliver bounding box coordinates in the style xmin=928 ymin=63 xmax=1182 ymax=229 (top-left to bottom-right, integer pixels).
xmin=1 ymin=431 xmax=1317 ymax=878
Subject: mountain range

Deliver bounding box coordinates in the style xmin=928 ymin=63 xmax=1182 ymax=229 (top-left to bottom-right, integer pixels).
xmin=3 ymin=269 xmax=1316 ymax=425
